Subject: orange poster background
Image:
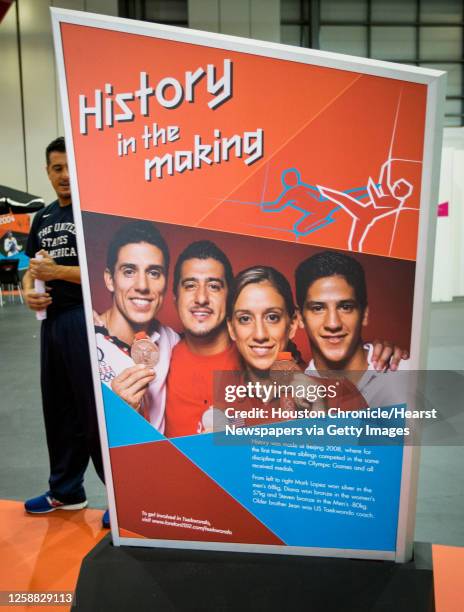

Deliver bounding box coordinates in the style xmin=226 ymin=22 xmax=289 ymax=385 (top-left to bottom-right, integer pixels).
xmin=61 ymin=24 xmax=427 ymax=261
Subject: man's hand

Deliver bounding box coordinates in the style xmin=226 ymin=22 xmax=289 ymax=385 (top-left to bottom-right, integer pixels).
xmin=24 ymin=288 xmax=52 ymax=312
xmin=29 ymin=250 xmax=59 ymax=282
xmin=111 ymin=364 xmax=156 ymax=411
xmin=372 ymin=340 xmax=409 ymax=372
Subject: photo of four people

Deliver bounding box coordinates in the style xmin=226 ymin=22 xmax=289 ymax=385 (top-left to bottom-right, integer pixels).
xmin=89 ymin=216 xmax=410 ymax=438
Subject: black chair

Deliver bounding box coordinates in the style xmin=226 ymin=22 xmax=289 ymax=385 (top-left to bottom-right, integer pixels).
xmin=0 ymin=259 xmax=24 ymax=306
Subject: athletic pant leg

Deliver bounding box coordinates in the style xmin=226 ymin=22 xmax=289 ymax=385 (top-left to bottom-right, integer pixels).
xmin=40 ymin=314 xmax=89 ymax=502
xmin=57 ymin=306 xmax=105 ymax=484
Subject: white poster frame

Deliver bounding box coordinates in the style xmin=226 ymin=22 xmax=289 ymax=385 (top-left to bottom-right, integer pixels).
xmin=50 ymin=7 xmax=446 ymax=562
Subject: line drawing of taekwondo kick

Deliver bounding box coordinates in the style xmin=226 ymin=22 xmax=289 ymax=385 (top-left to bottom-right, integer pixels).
xmin=260 ymin=164 xmax=416 ymax=252
xmin=260 ymin=168 xmax=372 ymax=238
xmin=257 ymin=91 xmax=418 ymax=252
xmin=317 ymin=159 xmax=416 ymax=253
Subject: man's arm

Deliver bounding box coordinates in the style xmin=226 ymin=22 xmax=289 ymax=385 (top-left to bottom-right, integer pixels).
xmin=29 ymin=249 xmax=81 ymax=284
xmin=53 ymin=265 xmax=81 ymax=284
xmin=23 ymin=269 xmax=52 ymax=312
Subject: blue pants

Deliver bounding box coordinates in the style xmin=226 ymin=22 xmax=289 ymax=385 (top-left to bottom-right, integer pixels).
xmin=40 ymin=305 xmax=104 ymax=502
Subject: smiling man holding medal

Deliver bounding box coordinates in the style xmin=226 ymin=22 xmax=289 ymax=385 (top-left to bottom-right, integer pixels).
xmin=94 ymin=221 xmax=179 ymax=432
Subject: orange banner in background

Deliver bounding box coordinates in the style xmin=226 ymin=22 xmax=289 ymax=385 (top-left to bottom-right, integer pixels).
xmin=0 ymin=212 xmax=30 ymax=259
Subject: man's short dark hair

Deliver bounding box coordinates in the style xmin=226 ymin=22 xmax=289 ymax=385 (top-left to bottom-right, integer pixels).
xmin=106 ymin=221 xmax=170 ymax=275
xmin=173 ymin=240 xmax=233 ymax=297
xmin=46 ymin=137 xmax=66 ymax=165
xmin=295 ymin=250 xmax=367 ymax=311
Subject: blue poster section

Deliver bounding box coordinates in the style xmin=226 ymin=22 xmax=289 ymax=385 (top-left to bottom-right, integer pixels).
xmin=102 ymin=384 xmax=164 ymax=447
xmin=102 ymin=387 xmax=404 ymax=551
xmin=172 ymin=419 xmax=404 ymax=551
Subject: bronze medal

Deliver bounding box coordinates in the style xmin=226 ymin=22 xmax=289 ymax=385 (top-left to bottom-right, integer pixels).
xmin=131 ymin=337 xmax=159 ymax=367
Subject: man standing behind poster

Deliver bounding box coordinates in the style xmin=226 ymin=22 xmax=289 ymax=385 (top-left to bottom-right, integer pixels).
xmin=164 ymin=241 xmax=241 ymax=437
xmin=23 ymin=137 xmax=104 ymax=515
xmin=95 ymin=221 xmax=179 ymax=431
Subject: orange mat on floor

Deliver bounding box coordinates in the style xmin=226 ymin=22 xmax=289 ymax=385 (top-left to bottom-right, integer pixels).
xmin=433 ymin=544 xmax=464 ymax=612
xmin=0 ymin=500 xmax=106 ymax=610
xmin=1 ymin=499 xmax=463 ymax=611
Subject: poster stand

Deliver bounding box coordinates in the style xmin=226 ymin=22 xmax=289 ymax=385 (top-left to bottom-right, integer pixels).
xmin=74 ymin=536 xmax=434 ymax=611
xmin=51 ymin=8 xmax=446 ymax=563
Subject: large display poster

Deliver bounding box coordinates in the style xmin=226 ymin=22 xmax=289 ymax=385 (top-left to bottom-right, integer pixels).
xmin=51 ymin=9 xmax=445 ymax=561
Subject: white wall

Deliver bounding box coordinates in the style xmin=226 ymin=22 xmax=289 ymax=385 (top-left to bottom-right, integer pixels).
xmin=0 ymin=0 xmax=118 ymax=204
xmin=432 ymin=127 xmax=464 ymax=301
xmin=0 ymin=2 xmax=27 ymax=192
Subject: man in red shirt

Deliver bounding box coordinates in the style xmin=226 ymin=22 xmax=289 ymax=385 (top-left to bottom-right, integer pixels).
xmin=164 ymin=241 xmax=241 ymax=437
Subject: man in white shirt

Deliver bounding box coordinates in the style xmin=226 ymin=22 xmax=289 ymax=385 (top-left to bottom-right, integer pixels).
xmin=294 ymin=250 xmax=408 ymax=407
xmin=94 ymin=221 xmax=179 ymax=432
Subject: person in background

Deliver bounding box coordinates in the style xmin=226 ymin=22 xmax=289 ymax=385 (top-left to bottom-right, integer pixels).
xmin=23 ymin=137 xmax=106 ymax=525
xmin=4 ymin=231 xmax=22 ymax=256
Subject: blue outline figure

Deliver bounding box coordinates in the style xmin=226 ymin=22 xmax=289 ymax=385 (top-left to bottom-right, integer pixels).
xmin=260 ymin=168 xmax=341 ymax=237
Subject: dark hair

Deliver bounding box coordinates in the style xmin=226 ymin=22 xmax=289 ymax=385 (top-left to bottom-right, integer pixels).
xmin=294 ymin=250 xmax=367 ymax=312
xmin=173 ymin=240 xmax=233 ymax=296
xmin=46 ymin=137 xmax=66 ymax=165
xmin=227 ymin=266 xmax=296 ymax=319
xmin=227 ymin=266 xmax=302 ymax=364
xmin=106 ymin=221 xmax=170 ymax=275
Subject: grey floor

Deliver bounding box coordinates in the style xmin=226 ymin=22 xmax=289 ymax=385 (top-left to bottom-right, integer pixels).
xmin=0 ymin=300 xmax=463 ymax=546
xmin=0 ymin=302 xmax=106 ymax=510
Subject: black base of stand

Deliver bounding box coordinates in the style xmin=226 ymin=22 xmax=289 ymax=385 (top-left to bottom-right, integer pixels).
xmin=74 ymin=536 xmax=434 ymax=611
